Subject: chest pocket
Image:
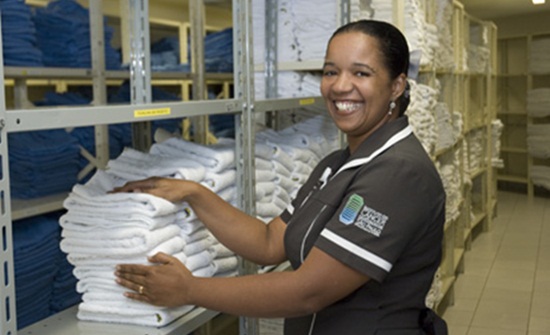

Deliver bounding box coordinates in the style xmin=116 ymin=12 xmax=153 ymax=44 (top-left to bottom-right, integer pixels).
xmin=287 ymin=171 xmax=355 ymax=267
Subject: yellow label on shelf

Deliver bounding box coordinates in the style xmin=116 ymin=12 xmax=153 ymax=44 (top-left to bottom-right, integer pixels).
xmin=134 ymin=107 xmax=171 ymax=118
xmin=299 ymin=98 xmax=316 ymax=106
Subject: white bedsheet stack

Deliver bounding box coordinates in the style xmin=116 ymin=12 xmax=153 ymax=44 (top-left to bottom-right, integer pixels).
xmin=527 ymin=88 xmax=550 ymax=118
xmin=292 ymin=0 xmax=337 ymax=61
xmin=406 ymin=80 xmax=439 ymax=156
xmin=436 ymin=151 xmax=462 ymax=222
xmin=529 ymin=37 xmax=550 ymax=74
xmin=467 ymin=129 xmax=485 ymax=173
xmin=531 ymin=166 xmax=550 ymax=191
xmin=434 ymin=102 xmax=456 ymax=152
xmin=527 ymin=123 xmax=550 ymax=159
xmin=491 ymin=119 xmax=504 ymax=169
xmin=435 ymin=0 xmax=454 ymax=70
xmin=60 ymin=170 xmax=194 ymax=327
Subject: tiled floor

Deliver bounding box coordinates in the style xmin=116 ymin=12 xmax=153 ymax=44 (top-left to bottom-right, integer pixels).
xmin=442 ymin=191 xmax=550 ymax=335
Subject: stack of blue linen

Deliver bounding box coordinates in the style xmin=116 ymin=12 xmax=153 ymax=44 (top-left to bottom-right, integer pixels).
xmin=32 ymin=0 xmax=121 ymax=69
xmin=50 ymin=252 xmax=81 ymax=313
xmin=0 ymin=0 xmax=43 ymax=66
xmin=204 ymin=28 xmax=233 ymax=73
xmin=12 ymin=213 xmax=62 ymax=329
xmin=151 ymin=36 xmax=190 ymax=72
xmin=9 ymin=129 xmax=80 ymax=199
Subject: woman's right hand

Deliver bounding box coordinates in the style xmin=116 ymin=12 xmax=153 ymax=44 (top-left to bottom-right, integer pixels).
xmin=111 ymin=177 xmax=195 ymax=203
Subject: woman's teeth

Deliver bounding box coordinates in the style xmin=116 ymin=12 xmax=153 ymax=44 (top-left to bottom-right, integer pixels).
xmin=335 ymin=101 xmax=362 ymax=112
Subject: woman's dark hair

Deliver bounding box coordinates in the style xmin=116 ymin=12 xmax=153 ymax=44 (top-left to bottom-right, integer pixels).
xmin=329 ymin=20 xmax=411 ymax=115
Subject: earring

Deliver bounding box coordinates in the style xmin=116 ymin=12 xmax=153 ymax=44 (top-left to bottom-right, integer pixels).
xmin=389 ymin=101 xmax=396 ymax=115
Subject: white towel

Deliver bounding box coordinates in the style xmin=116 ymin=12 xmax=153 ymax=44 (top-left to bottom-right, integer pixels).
xmin=65 ymin=170 xmax=181 ymax=218
xmin=181 ymin=226 xmax=210 ymax=244
xmin=184 ymin=236 xmax=215 ymax=256
xmin=185 ymin=249 xmax=214 ymax=272
xmin=177 ymin=218 xmax=204 ymax=235
xmin=77 ymin=301 xmax=195 ymax=327
xmin=67 ymin=235 xmax=185 ymax=267
xmin=200 ymin=169 xmax=236 ymax=193
xmin=150 ymin=137 xmax=235 ymax=173
xmin=59 ymin=211 xmax=176 ymax=232
xmin=208 ymin=241 xmax=234 ymax=258
xmin=213 ymin=256 xmax=238 ymax=274
xmin=60 ymin=225 xmax=181 ymax=257
xmin=192 ymin=264 xmax=216 ymax=278
xmin=218 ymin=186 xmax=237 ymax=203
xmin=106 ymin=147 xmax=206 ymax=182
xmin=256 ymin=181 xmax=276 ymax=199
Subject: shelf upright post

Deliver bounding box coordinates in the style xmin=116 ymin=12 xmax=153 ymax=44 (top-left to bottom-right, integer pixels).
xmin=0 ymin=13 xmax=18 ymax=335
xmin=233 ymin=0 xmax=259 ymax=334
xmin=128 ymin=0 xmax=153 ymax=151
xmin=264 ymin=0 xmax=278 ymax=129
xmin=89 ymin=0 xmax=110 ymax=170
xmin=338 ymin=0 xmax=350 ymax=149
xmin=189 ymin=0 xmax=208 ymax=144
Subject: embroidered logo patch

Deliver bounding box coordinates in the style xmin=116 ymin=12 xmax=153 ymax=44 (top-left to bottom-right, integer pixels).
xmin=354 ymin=205 xmax=388 ymax=237
xmin=339 ymin=194 xmax=364 ymax=225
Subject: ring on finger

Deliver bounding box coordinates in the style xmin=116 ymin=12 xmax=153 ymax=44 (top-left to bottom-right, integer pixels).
xmin=138 ymin=285 xmax=144 ymax=295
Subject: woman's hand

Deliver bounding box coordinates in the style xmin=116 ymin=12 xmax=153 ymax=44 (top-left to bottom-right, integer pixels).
xmin=111 ymin=177 xmax=195 ymax=203
xmin=115 ymin=252 xmax=193 ymax=307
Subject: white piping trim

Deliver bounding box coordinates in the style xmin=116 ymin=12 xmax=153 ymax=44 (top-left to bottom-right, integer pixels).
xmin=286 ymin=203 xmax=295 ymax=215
xmin=320 ymin=229 xmax=393 ymax=272
xmin=333 ymin=126 xmax=413 ymax=178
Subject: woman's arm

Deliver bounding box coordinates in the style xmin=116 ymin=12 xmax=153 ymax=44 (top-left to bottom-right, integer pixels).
xmin=112 ymin=177 xmax=287 ymax=265
xmin=116 ymin=246 xmax=370 ymax=318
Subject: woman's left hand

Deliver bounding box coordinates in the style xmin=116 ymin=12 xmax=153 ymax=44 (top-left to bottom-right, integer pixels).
xmin=115 ymin=252 xmax=193 ymax=307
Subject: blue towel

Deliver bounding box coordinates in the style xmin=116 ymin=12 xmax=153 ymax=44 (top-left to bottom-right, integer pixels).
xmin=1 ymin=0 xmax=43 ymax=66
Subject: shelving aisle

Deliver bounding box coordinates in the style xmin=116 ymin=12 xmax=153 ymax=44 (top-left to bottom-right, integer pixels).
xmin=442 ymin=191 xmax=550 ymax=335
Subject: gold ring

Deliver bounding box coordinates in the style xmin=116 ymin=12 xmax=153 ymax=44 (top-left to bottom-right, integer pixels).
xmin=138 ymin=285 xmax=144 ymax=295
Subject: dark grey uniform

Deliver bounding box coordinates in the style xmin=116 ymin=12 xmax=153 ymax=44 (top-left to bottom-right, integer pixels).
xmin=280 ymin=117 xmax=446 ymax=335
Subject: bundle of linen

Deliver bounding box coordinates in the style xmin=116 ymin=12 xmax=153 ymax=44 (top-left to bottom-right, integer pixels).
xmin=282 ymin=114 xmax=340 ymax=154
xmin=527 ymin=124 xmax=550 ymax=159
xmin=292 ymin=0 xmax=338 ymax=61
xmin=491 ymin=119 xmax=504 ymax=168
xmin=32 ymin=0 xmax=121 ymax=69
xmin=60 ymin=170 xmax=196 ymax=327
xmin=434 ymin=0 xmax=455 ymax=70
xmin=527 ymin=88 xmax=550 ymax=118
xmin=255 ymin=156 xmax=292 ymax=222
xmin=0 ymin=0 xmax=43 ymax=66
xmin=277 ymin=71 xmax=306 ymax=98
xmin=529 ymin=37 xmax=550 ymax=74
xmin=8 ymin=129 xmax=80 ymax=199
xmin=350 ymin=0 xmax=371 ymax=21
xmin=467 ymin=129 xmax=485 ymax=173
xmin=406 ymin=80 xmax=438 ymax=156
xmin=531 ymin=166 xmax=550 ymax=191
xmin=370 ymin=0 xmax=392 ymax=21
xmin=468 ymin=44 xmax=490 ymax=74
xmin=13 ymin=213 xmax=62 ymax=329
xmin=452 ymin=111 xmax=464 ymax=144
xmin=425 ymin=268 xmax=443 ymax=309
xmin=434 ymin=102 xmax=456 ymax=152
xmin=436 ymin=158 xmax=462 ymax=222
xmin=51 ymin=254 xmax=81 ymax=314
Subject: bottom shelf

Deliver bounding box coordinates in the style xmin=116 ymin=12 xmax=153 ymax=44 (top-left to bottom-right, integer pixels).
xmin=19 ymin=305 xmax=219 ymax=335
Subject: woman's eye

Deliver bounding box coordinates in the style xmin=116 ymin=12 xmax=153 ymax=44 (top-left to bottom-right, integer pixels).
xmin=356 ymin=71 xmax=370 ymax=77
xmin=323 ymin=70 xmax=336 ymax=76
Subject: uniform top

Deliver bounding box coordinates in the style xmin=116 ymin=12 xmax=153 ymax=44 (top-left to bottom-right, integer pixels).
xmin=280 ymin=116 xmax=446 ymax=335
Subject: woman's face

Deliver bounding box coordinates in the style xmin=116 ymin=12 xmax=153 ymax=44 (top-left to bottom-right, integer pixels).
xmin=321 ymin=31 xmax=402 ymax=148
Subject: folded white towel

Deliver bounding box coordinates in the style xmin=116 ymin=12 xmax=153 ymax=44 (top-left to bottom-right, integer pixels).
xmin=67 ymin=235 xmax=185 ymax=267
xmin=61 ymin=225 xmax=181 ymax=257
xmin=218 ymin=186 xmax=237 ymax=203
xmin=177 ymin=218 xmax=204 ymax=235
xmin=77 ymin=301 xmax=194 ymax=327
xmin=59 ymin=211 xmax=176 ymax=232
xmin=256 ymin=181 xmax=276 ymax=199
xmin=186 ymin=249 xmax=214 ymax=272
xmin=213 ymin=255 xmax=238 ymax=274
xmin=150 ymin=137 xmax=235 ymax=173
xmin=208 ymin=241 xmax=234 ymax=258
xmin=201 ymin=169 xmax=236 ymax=193
xmin=181 ymin=226 xmax=210 ymax=244
xmin=176 ymin=205 xmax=198 ymax=222
xmin=256 ymin=202 xmax=285 ymax=218
xmin=77 ymin=276 xmax=124 ymax=294
xmin=106 ymin=147 xmax=206 ymax=182
xmin=65 ymin=170 xmax=181 ymax=218
xmin=184 ymin=236 xmax=215 ymax=256
xmin=192 ymin=264 xmax=216 ymax=278
xmin=255 ymin=157 xmax=273 ymax=171
xmin=256 ymin=169 xmax=276 ymax=182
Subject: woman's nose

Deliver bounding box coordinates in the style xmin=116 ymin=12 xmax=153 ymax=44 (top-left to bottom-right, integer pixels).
xmin=332 ymin=73 xmax=353 ymax=93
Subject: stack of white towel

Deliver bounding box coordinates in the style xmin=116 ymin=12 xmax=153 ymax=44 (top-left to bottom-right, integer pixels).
xmin=255 ymin=71 xmax=322 ymax=99
xmin=531 ymin=165 xmax=550 ymax=191
xmin=434 ymin=102 xmax=456 ymax=152
xmin=406 ymin=79 xmax=439 ymax=156
xmin=527 ymin=123 xmax=550 ymax=159
xmin=529 ymin=37 xmax=550 ymax=74
xmin=425 ymin=268 xmax=443 ymax=309
xmin=60 ymin=170 xmax=194 ymax=327
xmin=467 ymin=25 xmax=490 ymax=74
xmin=350 ymin=0 xmax=371 ymax=21
xmin=527 ymin=88 xmax=550 ymax=118
xmin=435 ymin=0 xmax=455 ymax=70
xmin=370 ymin=0 xmax=438 ymax=67
xmin=436 ymin=150 xmax=463 ymax=222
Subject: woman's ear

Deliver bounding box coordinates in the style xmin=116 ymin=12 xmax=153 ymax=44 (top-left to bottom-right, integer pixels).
xmin=391 ymin=73 xmax=407 ymax=101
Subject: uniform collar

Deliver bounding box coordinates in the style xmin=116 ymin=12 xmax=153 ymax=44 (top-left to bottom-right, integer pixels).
xmin=348 ymin=116 xmax=410 ymax=161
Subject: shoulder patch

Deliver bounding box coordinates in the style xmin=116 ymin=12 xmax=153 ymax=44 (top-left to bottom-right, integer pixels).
xmin=339 ymin=194 xmax=364 ymax=225
xmin=354 ymin=205 xmax=388 ymax=237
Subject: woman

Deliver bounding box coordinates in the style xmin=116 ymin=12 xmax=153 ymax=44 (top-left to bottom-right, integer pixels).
xmin=113 ymin=20 xmax=447 ymax=335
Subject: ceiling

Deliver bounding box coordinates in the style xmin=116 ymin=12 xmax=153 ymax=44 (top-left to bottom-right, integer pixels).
xmin=460 ymin=0 xmax=550 ymax=20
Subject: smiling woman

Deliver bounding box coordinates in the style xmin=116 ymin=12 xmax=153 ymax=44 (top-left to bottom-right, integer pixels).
xmin=113 ymin=19 xmax=448 ymax=335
